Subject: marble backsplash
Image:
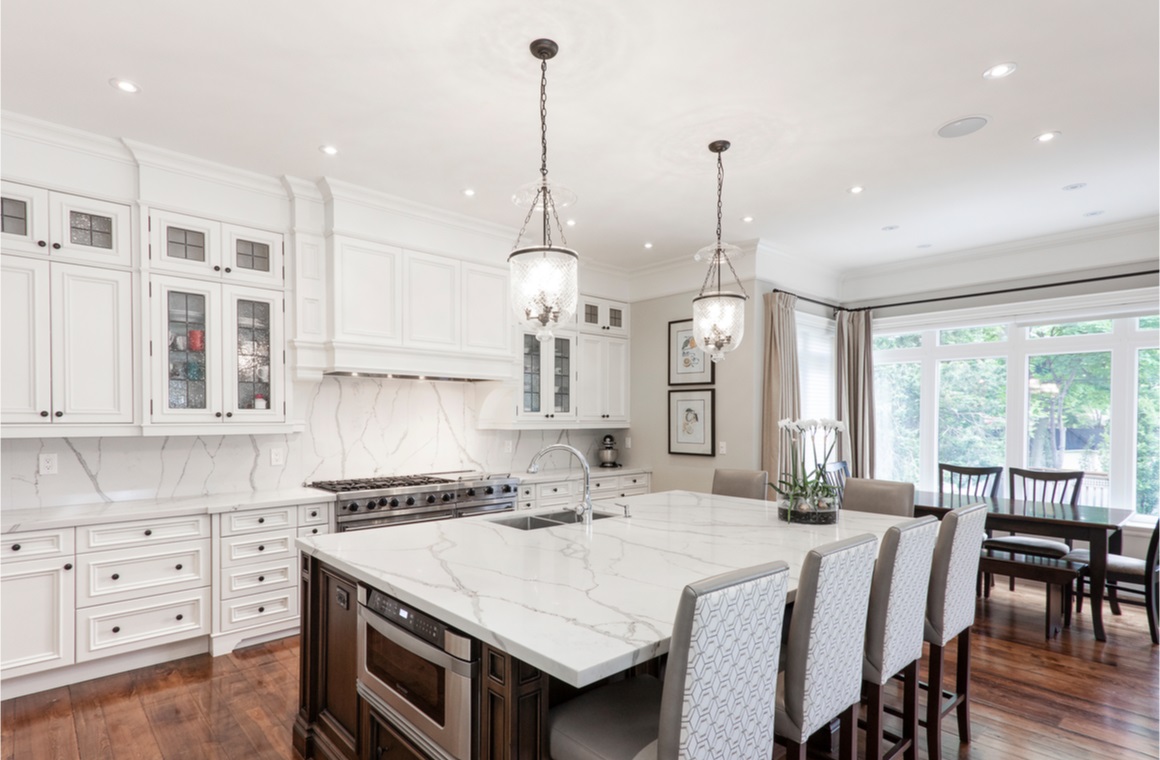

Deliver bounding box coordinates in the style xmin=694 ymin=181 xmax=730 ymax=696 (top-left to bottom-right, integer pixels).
xmin=1 ymin=377 xmax=607 ymax=509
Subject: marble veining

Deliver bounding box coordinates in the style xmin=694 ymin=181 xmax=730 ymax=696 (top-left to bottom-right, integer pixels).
xmin=298 ymin=490 xmax=906 ymax=687
xmin=1 ymin=376 xmax=606 ymax=511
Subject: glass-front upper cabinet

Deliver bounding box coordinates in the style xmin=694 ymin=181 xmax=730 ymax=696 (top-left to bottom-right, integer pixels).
xmin=150 ymin=275 xmax=283 ymax=424
xmin=149 ymin=209 xmax=282 ymax=287
xmin=1 ymin=181 xmax=131 ymax=267
xmin=520 ymin=331 xmax=576 ymax=421
xmin=577 ymin=296 xmax=629 ymax=338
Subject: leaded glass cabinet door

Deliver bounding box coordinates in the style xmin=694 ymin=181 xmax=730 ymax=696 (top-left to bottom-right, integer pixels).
xmin=224 ymin=285 xmax=284 ymax=421
xmin=151 ymin=276 xmax=220 ymax=423
xmin=0 ymin=181 xmax=49 ymax=256
xmin=519 ymin=331 xmax=576 ymax=420
xmin=223 ymin=224 xmax=283 ymax=287
xmin=48 ymin=192 xmax=131 ymax=266
xmin=149 ymin=209 xmax=222 ymax=278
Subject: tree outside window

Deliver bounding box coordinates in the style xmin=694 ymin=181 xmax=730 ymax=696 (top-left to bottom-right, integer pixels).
xmin=1139 ymin=348 xmax=1159 ymax=515
xmin=938 ymin=358 xmax=1007 ymax=468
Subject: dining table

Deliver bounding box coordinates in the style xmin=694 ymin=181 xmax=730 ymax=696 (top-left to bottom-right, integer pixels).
xmin=913 ymin=490 xmax=1136 ymax=641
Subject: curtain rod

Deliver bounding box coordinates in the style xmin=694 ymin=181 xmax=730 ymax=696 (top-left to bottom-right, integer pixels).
xmin=773 ymin=269 xmax=1159 ymax=314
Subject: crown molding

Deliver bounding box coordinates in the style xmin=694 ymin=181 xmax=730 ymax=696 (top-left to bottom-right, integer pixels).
xmin=319 ymin=177 xmax=515 ymax=244
xmin=1 ymin=111 xmax=135 ymax=165
xmin=281 ymin=175 xmax=325 ymax=202
xmin=122 ymin=138 xmax=287 ymax=200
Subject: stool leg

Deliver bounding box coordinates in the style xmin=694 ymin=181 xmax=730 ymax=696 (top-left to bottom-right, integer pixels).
xmin=956 ymin=629 xmax=972 ymax=744
xmin=903 ymin=659 xmax=919 ymax=760
xmin=927 ymin=642 xmax=945 ymax=760
xmin=865 ymin=681 xmax=883 ymax=760
xmin=784 ymin=739 xmax=806 ymax=760
xmin=839 ymin=703 xmax=856 ymax=760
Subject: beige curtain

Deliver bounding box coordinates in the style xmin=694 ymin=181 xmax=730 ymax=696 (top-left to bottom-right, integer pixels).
xmin=761 ymin=292 xmax=801 ymax=494
xmin=836 ymin=310 xmax=875 ymax=478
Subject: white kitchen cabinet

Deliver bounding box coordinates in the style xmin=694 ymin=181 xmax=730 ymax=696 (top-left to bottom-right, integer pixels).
xmin=76 ymin=588 xmax=210 ymax=663
xmin=577 ymin=296 xmax=629 ymax=337
xmin=517 ymin=330 xmax=577 ymax=422
xmin=0 ymin=528 xmax=76 ymax=678
xmin=75 ymin=538 xmax=210 ymax=607
xmin=519 ymin=471 xmax=651 ymax=511
xmin=577 ymin=335 xmax=629 ymax=424
xmin=1 ymin=181 xmax=131 ymax=267
xmin=150 ymin=275 xmax=285 ymax=423
xmin=1 ymin=255 xmax=134 ymax=426
xmin=462 ymin=262 xmax=511 ymax=356
xmin=333 ymin=236 xmax=403 ymax=346
xmin=403 ymin=250 xmax=459 ymax=350
xmin=148 ymin=208 xmax=283 ymax=288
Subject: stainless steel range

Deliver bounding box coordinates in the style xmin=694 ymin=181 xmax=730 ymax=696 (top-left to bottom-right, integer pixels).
xmin=308 ymin=471 xmax=519 ymax=532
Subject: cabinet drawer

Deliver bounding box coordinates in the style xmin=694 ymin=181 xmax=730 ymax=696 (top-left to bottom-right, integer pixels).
xmin=299 ymin=504 xmax=329 ymax=526
xmin=519 ymin=499 xmax=536 ymax=510
xmin=220 ymin=529 xmax=296 ymax=568
xmin=536 ymin=481 xmax=574 ymax=500
xmin=78 ymin=515 xmax=210 ymax=553
xmin=296 ymin=524 xmax=330 ymax=539
xmin=518 ymin=485 xmax=535 ymax=500
xmin=221 ymin=557 xmax=297 ymax=600
xmin=621 ymin=473 xmax=650 ymax=490
xmin=76 ymin=587 xmax=210 ymax=662
xmin=76 ymin=539 xmax=210 ymax=608
xmin=589 ymin=476 xmax=619 ymax=493
xmin=219 ymin=588 xmax=298 ymax=632
xmin=1 ymin=528 xmax=75 ymax=563
xmin=221 ymin=506 xmax=296 ymax=536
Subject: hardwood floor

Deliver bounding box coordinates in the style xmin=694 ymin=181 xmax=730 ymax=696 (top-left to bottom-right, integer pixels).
xmin=2 ymin=582 xmax=1157 ymax=759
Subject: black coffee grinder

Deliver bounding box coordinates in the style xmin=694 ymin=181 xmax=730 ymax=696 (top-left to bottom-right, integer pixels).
xmin=598 ymin=434 xmax=620 ymax=468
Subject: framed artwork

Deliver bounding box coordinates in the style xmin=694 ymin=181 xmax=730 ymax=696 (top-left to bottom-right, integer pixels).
xmin=668 ymin=319 xmax=714 ymax=385
xmin=669 ymin=389 xmax=715 ymax=456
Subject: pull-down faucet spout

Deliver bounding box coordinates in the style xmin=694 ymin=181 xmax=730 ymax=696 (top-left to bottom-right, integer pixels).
xmin=526 ymin=444 xmax=592 ymax=525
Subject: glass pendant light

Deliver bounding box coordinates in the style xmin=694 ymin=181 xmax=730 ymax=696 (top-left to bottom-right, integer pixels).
xmin=508 ymin=38 xmax=578 ymax=342
xmin=692 ymin=140 xmax=749 ymax=363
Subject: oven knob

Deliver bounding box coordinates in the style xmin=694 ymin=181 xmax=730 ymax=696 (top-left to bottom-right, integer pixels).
xmin=405 ymin=497 xmax=416 ymax=506
xmin=466 ymin=488 xmax=476 ymax=497
xmin=442 ymin=493 xmax=452 ymax=502
xmin=378 ymin=498 xmax=389 ymax=506
xmin=389 ymin=498 xmax=399 ymax=508
xmin=366 ymin=500 xmax=378 ymax=510
xmin=485 ymin=486 xmax=495 ymax=495
xmin=502 ymin=484 xmax=513 ymax=493
xmin=348 ymin=502 xmax=360 ymax=512
xmin=426 ymin=494 xmax=437 ymax=504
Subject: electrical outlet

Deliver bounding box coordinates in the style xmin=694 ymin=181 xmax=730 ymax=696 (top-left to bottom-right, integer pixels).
xmin=270 ymin=448 xmax=285 ymax=466
xmin=625 ymin=437 xmax=632 ymax=449
xmin=38 ymin=453 xmax=59 ymax=475
xmin=718 ymin=441 xmax=727 ymax=455
xmin=503 ymin=440 xmax=513 ymax=454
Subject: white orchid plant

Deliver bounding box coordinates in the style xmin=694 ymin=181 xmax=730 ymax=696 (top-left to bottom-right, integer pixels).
xmin=771 ymin=418 xmax=846 ymax=508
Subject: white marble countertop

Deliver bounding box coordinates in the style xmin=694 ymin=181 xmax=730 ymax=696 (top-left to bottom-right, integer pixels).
xmin=1 ymin=486 xmax=333 ymax=533
xmin=297 ymin=489 xmax=906 ymax=687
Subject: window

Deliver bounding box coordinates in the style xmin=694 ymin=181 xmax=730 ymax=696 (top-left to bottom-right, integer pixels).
xmin=797 ymin=314 xmax=835 ymax=424
xmin=872 ymin=307 xmax=1160 ymax=513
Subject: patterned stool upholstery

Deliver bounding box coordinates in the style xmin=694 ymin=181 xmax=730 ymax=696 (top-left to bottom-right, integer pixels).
xmin=549 ymin=560 xmax=789 ymax=760
xmin=774 ymin=534 xmax=878 ymax=760
xmin=862 ymin=516 xmax=940 ymax=760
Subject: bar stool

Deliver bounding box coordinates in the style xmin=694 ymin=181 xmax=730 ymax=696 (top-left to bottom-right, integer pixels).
xmin=922 ymin=503 xmax=988 ymax=760
xmin=774 ymin=534 xmax=879 ymax=760
xmin=548 ymin=561 xmax=789 ymax=760
xmin=861 ymin=516 xmax=940 ymax=760
xmin=842 ymin=477 xmax=916 ymax=517
xmin=710 ymin=468 xmax=768 ymax=500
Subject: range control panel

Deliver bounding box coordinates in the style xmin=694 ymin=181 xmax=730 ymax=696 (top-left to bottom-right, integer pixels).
xmin=365 ymin=588 xmax=445 ymax=647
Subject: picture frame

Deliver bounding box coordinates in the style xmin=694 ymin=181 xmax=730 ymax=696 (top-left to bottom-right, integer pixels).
xmin=668 ymin=319 xmax=714 ymax=385
xmin=669 ymin=389 xmax=715 ymax=456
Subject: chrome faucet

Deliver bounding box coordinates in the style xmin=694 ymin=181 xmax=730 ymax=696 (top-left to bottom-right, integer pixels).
xmin=527 ymin=443 xmax=593 ymax=525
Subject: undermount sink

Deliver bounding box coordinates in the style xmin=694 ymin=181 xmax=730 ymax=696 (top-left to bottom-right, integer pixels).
xmin=491 ymin=510 xmax=615 ymax=530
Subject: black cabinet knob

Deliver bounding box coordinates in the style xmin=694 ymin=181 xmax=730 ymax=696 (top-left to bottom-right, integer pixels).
xmin=175 ymin=563 xmax=183 ymax=570
xmin=258 ymin=576 xmax=265 ymax=582
xmin=54 ymin=411 xmax=63 ymax=417
xmin=258 ymin=606 xmax=265 ymax=613
xmin=52 ymin=242 xmax=61 ymax=250
xmin=112 ymin=573 xmax=120 ymax=580
xmin=215 ymin=412 xmax=223 ymax=418
xmin=40 ymin=410 xmax=49 ymax=417
xmin=37 ymin=240 xmax=47 ymax=247
xmin=224 ymin=267 xmax=232 ymax=273
xmin=310 ymin=510 xmax=318 ymax=517
xmin=258 ymin=517 xmax=265 ymax=524
xmin=257 ymin=545 xmax=265 ymax=551
xmin=64 ymin=563 xmax=73 ymax=570
xmin=213 ymin=265 xmax=221 ymax=271
xmin=310 ymin=528 xmax=318 ymax=534
xmin=226 ymin=412 xmax=233 ymax=418
xmin=112 ymin=626 xmax=121 ymax=633
xmin=144 ymin=529 xmax=152 ymax=536
xmin=176 ymin=614 xmax=184 ymax=621
xmin=11 ymin=544 xmax=19 ymax=551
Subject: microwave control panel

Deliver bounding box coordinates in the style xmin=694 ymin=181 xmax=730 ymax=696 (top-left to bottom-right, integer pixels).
xmin=365 ymin=588 xmax=445 ymax=647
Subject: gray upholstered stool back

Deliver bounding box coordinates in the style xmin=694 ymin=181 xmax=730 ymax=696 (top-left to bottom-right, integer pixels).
xmin=925 ymin=503 xmax=988 ymax=646
xmin=842 ymin=477 xmax=916 ymax=517
xmin=863 ymin=516 xmax=940 ymax=685
xmin=657 ymin=561 xmax=789 ymax=759
xmin=710 ymin=469 xmax=768 ymax=500
xmin=777 ymin=533 xmax=878 ymax=743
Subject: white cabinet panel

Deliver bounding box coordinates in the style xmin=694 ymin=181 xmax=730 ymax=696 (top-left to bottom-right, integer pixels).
xmin=577 ymin=335 xmax=629 ymax=424
xmin=221 ymin=505 xmax=296 ymax=535
xmin=220 ymin=529 xmax=296 ymax=568
xmin=403 ymin=251 xmax=459 ymax=349
xmin=604 ymin=338 xmax=629 ymax=422
xmin=220 ymin=557 xmax=297 ymax=600
xmin=0 ymin=181 xmax=50 ymax=255
xmin=76 ymin=539 xmax=210 ymax=607
xmin=148 ymin=208 xmax=222 ymax=278
xmin=462 ymin=263 xmax=510 ymax=356
xmin=218 ymin=588 xmax=298 ymax=632
xmin=52 ymin=263 xmax=134 ymax=423
xmin=222 ymin=223 xmax=283 ymax=287
xmin=78 ymin=515 xmax=210 ymax=553
xmin=1 ymin=256 xmax=51 ymax=423
xmin=334 ymin=238 xmax=401 ymax=344
xmin=1 ymin=528 xmax=74 ymax=562
xmin=296 ymin=524 xmax=329 ymax=539
xmin=76 ymin=588 xmax=209 ymax=663
xmin=298 ymin=503 xmax=329 ymax=525
xmin=0 ymin=555 xmax=75 ymax=677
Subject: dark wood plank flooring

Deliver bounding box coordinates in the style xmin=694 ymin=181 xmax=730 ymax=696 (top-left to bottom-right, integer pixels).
xmin=2 ymin=582 xmax=1157 ymax=759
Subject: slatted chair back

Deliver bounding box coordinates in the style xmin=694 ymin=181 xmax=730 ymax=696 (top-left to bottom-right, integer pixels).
xmin=1009 ymin=468 xmax=1084 ymax=506
xmin=823 ymin=461 xmax=850 ymax=504
xmin=938 ymin=464 xmax=1003 ymax=499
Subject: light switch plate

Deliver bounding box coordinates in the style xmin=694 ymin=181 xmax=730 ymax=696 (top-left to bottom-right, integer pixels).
xmin=270 ymin=448 xmax=285 ymax=466
xmin=718 ymin=441 xmax=727 ymax=455
xmin=38 ymin=453 xmax=58 ymax=475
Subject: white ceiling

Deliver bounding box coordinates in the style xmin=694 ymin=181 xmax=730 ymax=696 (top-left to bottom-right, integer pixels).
xmin=2 ymin=0 xmax=1156 ymax=275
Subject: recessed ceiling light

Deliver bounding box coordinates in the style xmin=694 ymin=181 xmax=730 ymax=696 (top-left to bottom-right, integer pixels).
xmin=109 ymin=78 xmax=140 ymax=94
xmin=741 ymin=216 xmax=754 ymax=223
xmin=937 ymin=116 xmax=988 ymax=138
xmin=848 ymin=186 xmax=864 ymax=194
xmin=1084 ymin=210 xmax=1105 ymax=217
xmin=644 ymin=242 xmax=653 ymax=249
xmin=917 ymin=244 xmax=933 ymax=249
xmin=1035 ymin=131 xmax=1061 ymax=143
xmin=982 ymin=62 xmax=1017 ymax=80
xmin=566 ymin=219 xmax=576 ymax=227
xmin=462 ymin=188 xmax=475 ymax=197
xmin=1062 ymin=183 xmax=1087 ymax=191
xmin=319 ymin=145 xmax=339 ymax=156
xmin=882 ymin=225 xmax=899 ymax=231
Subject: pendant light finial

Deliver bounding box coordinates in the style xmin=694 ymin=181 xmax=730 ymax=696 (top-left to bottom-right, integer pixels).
xmin=692 ymin=139 xmax=748 ymax=363
xmin=508 ymin=38 xmax=578 ymax=342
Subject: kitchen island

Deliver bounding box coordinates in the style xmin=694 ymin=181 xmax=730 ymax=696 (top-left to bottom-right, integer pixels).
xmin=293 ymin=490 xmax=909 ymax=760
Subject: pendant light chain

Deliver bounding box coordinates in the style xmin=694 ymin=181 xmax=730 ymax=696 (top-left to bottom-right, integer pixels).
xmin=696 ymin=144 xmax=748 ymax=299
xmin=512 ymin=51 xmax=567 ymax=249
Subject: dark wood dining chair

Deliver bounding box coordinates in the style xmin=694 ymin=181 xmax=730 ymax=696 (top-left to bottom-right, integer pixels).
xmin=938 ymin=464 xmax=1002 ymax=499
xmin=983 ymin=468 xmax=1084 ymax=592
xmin=1068 ymin=521 xmax=1159 ymax=644
xmin=824 ymin=461 xmax=850 ymax=504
